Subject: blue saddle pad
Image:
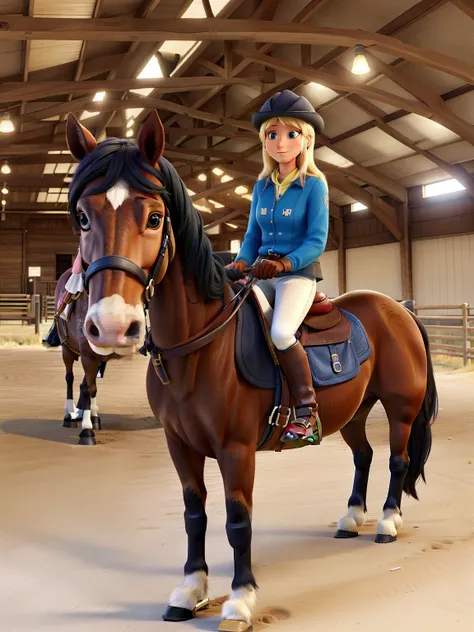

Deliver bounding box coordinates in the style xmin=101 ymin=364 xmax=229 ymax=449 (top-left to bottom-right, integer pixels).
xmin=235 ymin=297 xmax=371 ymax=390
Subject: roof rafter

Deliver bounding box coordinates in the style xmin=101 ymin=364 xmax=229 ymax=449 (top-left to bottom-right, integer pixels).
xmin=232 ymin=46 xmax=436 ymax=118
xmin=1 ymin=18 xmax=472 ymax=82
xmin=363 ymin=50 xmax=474 ymax=145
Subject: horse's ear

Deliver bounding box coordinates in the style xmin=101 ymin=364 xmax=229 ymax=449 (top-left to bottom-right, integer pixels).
xmin=66 ymin=113 xmax=98 ymax=161
xmin=138 ymin=110 xmax=165 ymax=166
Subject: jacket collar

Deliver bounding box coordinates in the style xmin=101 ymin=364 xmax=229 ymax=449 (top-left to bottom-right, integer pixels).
xmin=262 ymin=173 xmax=305 ymax=192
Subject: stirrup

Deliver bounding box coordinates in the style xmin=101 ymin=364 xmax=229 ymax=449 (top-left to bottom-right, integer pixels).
xmin=281 ymin=406 xmax=322 ymax=446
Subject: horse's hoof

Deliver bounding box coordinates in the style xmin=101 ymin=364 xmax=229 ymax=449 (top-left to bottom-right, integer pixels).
xmin=335 ymin=529 xmax=359 ymax=539
xmin=375 ymin=533 xmax=397 ymax=544
xmin=78 ymin=429 xmax=96 ymax=446
xmin=63 ymin=415 xmax=78 ymax=428
xmin=218 ymin=621 xmax=253 ymax=632
xmin=91 ymin=415 xmax=101 ymax=430
xmin=162 ymin=598 xmax=209 ymax=622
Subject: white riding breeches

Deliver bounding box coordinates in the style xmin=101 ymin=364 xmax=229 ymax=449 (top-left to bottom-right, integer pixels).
xmin=255 ymin=275 xmax=317 ymax=350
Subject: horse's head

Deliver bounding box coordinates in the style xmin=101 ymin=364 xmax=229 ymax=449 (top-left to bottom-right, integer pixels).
xmin=66 ymin=110 xmax=175 ymax=356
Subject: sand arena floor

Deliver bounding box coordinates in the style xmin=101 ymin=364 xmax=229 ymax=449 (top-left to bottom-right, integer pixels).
xmin=0 ymin=347 xmax=473 ymax=631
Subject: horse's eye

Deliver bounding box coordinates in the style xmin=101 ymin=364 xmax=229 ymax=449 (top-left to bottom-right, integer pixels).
xmin=147 ymin=213 xmax=162 ymax=229
xmin=79 ymin=211 xmax=90 ymax=231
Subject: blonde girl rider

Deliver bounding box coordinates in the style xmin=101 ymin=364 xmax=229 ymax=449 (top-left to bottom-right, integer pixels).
xmin=227 ymin=90 xmax=329 ymax=446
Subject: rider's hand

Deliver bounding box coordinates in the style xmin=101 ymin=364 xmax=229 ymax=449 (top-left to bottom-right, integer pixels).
xmin=252 ymin=259 xmax=285 ymax=280
xmin=225 ymin=260 xmax=248 ymax=281
xmin=225 ymin=260 xmax=247 ymax=274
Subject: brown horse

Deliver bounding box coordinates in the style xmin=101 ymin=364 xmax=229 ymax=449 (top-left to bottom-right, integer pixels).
xmin=54 ymin=269 xmax=122 ymax=445
xmin=65 ymin=111 xmax=437 ymax=631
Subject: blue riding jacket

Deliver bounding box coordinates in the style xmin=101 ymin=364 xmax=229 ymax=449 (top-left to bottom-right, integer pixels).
xmin=235 ymin=175 xmax=329 ymax=273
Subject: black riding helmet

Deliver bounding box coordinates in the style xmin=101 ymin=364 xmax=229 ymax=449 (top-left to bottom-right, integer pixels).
xmin=252 ymin=89 xmax=324 ymax=134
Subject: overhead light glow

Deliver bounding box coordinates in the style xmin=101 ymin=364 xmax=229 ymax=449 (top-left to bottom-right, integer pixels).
xmin=0 ymin=112 xmax=14 ymax=133
xmin=93 ymin=91 xmax=106 ymax=102
xmin=212 ymin=167 xmax=224 ymax=176
xmin=198 ymin=173 xmax=208 ymax=182
xmin=234 ymin=185 xmax=248 ymax=195
xmin=1 ymin=184 xmax=8 ymax=195
xmin=351 ymin=45 xmax=370 ymax=75
xmin=1 ymin=161 xmax=11 ymax=175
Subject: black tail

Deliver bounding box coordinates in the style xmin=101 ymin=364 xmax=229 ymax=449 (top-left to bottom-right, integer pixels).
xmin=404 ymin=311 xmax=438 ymax=499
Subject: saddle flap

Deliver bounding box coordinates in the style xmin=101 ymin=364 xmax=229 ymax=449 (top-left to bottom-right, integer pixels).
xmin=300 ymin=311 xmax=352 ymax=346
xmin=304 ymin=306 xmax=341 ymax=330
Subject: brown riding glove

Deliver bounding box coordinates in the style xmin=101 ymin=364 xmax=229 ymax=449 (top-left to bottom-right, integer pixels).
xmin=252 ymin=258 xmax=292 ymax=280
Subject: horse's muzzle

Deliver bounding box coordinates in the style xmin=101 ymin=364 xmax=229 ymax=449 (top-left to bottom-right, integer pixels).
xmin=84 ymin=294 xmax=145 ymax=355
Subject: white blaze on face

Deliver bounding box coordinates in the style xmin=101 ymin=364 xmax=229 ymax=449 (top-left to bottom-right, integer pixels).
xmin=106 ymin=179 xmax=130 ymax=210
xmin=85 ymin=294 xmax=145 ymax=356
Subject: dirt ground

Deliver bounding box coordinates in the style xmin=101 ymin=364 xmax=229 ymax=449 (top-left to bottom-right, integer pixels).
xmin=0 ymin=347 xmax=473 ymax=632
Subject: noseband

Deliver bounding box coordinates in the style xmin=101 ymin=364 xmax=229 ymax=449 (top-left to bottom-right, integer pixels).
xmin=82 ymin=209 xmax=173 ymax=304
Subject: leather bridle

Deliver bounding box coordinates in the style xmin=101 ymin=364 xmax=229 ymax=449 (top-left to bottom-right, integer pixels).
xmin=81 ymin=210 xmax=174 ymax=305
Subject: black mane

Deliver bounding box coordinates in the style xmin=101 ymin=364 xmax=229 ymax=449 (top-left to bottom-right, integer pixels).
xmin=68 ymin=138 xmax=226 ymax=301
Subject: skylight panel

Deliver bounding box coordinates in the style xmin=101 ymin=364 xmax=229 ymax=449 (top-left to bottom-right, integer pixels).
xmin=351 ymin=202 xmax=368 ymax=212
xmin=423 ymin=179 xmax=465 ymax=198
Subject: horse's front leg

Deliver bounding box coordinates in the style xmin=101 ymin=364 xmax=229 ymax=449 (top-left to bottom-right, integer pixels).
xmin=78 ymin=353 xmax=101 ymax=446
xmin=218 ymin=443 xmax=257 ymax=632
xmin=162 ymin=431 xmax=209 ymax=622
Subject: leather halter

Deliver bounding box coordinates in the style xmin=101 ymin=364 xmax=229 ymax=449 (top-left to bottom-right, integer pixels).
xmin=82 ymin=210 xmax=174 ymax=304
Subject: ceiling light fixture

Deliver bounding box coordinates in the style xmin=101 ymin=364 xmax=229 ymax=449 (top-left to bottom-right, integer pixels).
xmin=198 ymin=173 xmax=207 ymax=182
xmin=0 ymin=111 xmax=14 ymax=133
xmin=1 ymin=161 xmax=11 ymax=175
xmin=1 ymin=183 xmax=8 ymax=195
xmin=1 ymin=199 xmax=6 ymax=206
xmin=126 ymin=129 xmax=134 ymax=138
xmin=351 ymin=45 xmax=370 ymax=75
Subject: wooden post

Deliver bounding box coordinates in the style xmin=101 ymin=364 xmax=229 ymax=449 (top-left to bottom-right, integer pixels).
xmin=462 ymin=302 xmax=468 ymax=366
xmin=337 ymin=216 xmax=346 ymax=295
xmin=400 ymin=201 xmax=413 ymax=300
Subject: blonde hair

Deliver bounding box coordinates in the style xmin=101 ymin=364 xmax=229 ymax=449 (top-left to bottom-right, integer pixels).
xmin=258 ymin=116 xmax=327 ymax=186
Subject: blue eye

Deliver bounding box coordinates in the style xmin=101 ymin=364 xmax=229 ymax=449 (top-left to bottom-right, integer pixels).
xmin=288 ymin=130 xmax=300 ymax=139
xmin=268 ymin=131 xmax=277 ymax=140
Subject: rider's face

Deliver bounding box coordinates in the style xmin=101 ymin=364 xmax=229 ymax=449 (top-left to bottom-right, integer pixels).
xmin=265 ymin=122 xmax=305 ymax=167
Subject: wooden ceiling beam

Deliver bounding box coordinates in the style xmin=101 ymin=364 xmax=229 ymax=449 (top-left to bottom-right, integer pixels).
xmin=232 ymin=47 xmax=436 ymax=117
xmin=364 ymin=50 xmax=474 ymax=145
xmin=93 ymin=0 xmax=248 ymax=140
xmin=228 ymin=0 xmax=450 ymax=124
xmin=0 ymin=76 xmax=269 ymax=104
xmin=204 ymin=210 xmax=244 ymax=231
xmin=190 ymin=176 xmax=253 ymax=202
xmin=1 ymin=202 xmax=68 ymax=211
xmin=164 ymin=0 xmax=451 ymax=142
xmin=316 ymin=155 xmax=407 ymax=202
xmin=328 ymin=174 xmax=402 ymax=240
xmin=1 ymin=18 xmax=472 ymax=81
xmin=450 ymin=0 xmax=474 ymax=21
xmin=85 ymin=98 xmax=255 ymax=130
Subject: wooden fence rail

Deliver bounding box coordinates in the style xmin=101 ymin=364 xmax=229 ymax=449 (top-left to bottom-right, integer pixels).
xmin=414 ymin=302 xmax=473 ymax=366
xmin=0 ymin=294 xmax=41 ymax=334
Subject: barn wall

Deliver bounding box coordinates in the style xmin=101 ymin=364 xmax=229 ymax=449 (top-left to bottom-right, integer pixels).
xmin=318 ymin=249 xmax=339 ymax=298
xmin=413 ymin=234 xmax=474 ymax=307
xmin=346 ymin=242 xmax=403 ymax=300
xmin=409 ymin=188 xmax=474 ymax=240
xmin=0 ymin=216 xmax=78 ymax=294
